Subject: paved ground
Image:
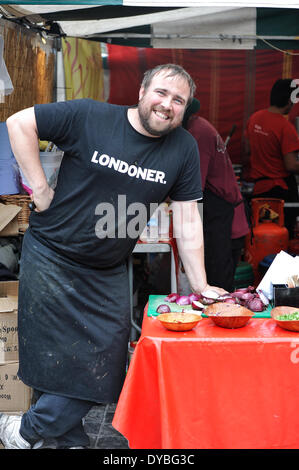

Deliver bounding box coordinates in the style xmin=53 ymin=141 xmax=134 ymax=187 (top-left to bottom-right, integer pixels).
xmin=83 ymin=404 xmax=129 ymax=449
xmin=0 ymin=405 xmax=129 ymax=449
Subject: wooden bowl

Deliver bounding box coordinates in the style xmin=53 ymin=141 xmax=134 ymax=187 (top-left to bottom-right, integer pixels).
xmin=157 ymin=312 xmax=202 ymax=331
xmin=271 ymin=306 xmax=299 ymax=332
xmin=205 ymin=302 xmax=254 ymax=329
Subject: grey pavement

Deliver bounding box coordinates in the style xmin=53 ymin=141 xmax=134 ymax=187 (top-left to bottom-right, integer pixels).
xmin=83 ymin=404 xmax=130 ymax=449
xmin=0 ymin=404 xmax=129 ymax=450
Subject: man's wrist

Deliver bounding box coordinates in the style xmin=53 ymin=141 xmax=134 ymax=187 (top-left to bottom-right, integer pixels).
xmin=192 ymin=283 xmax=208 ymax=295
xmin=31 ymin=180 xmax=49 ymax=195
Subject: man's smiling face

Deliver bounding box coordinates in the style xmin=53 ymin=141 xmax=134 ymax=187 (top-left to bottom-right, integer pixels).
xmin=137 ymin=70 xmax=190 ymax=137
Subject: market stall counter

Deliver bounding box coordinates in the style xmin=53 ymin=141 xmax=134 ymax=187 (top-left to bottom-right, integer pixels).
xmin=112 ymin=302 xmax=299 ymax=449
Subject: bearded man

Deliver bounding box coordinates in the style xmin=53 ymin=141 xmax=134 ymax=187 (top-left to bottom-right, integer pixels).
xmin=1 ymin=64 xmax=225 ymax=449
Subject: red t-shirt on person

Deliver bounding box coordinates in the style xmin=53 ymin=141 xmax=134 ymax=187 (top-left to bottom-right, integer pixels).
xmin=245 ymin=109 xmax=299 ymax=194
xmin=187 ymin=115 xmax=249 ymax=239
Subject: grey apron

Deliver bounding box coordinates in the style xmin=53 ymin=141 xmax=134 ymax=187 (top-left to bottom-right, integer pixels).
xmin=17 ymin=229 xmax=130 ymax=403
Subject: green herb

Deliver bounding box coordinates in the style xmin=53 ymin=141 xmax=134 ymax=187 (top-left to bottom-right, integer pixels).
xmin=277 ymin=311 xmax=299 ymax=321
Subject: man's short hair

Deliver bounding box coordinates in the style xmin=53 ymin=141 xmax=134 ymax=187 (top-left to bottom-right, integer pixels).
xmin=270 ymin=78 xmax=293 ymax=107
xmin=141 ymin=63 xmax=196 ymax=106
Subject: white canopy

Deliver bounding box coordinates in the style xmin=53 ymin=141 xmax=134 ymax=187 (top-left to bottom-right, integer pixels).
xmin=0 ymin=3 xmax=298 ymax=49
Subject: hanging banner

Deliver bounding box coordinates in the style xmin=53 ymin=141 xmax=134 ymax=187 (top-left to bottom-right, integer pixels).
xmin=62 ymin=36 xmax=104 ymax=101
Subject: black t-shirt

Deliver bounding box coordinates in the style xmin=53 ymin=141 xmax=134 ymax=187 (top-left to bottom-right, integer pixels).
xmin=31 ymin=99 xmax=202 ymax=268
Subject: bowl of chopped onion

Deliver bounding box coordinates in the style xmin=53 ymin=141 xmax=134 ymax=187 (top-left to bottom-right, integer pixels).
xmin=157 ymin=312 xmax=202 ymax=331
xmin=271 ymin=306 xmax=299 ymax=332
xmin=205 ymin=302 xmax=254 ymax=329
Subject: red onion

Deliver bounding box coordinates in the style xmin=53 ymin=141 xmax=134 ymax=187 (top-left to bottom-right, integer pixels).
xmin=231 ymin=291 xmax=247 ymax=299
xmin=156 ymin=304 xmax=171 ymax=313
xmin=231 ymin=291 xmax=244 ymax=299
xmin=217 ymin=294 xmax=233 ymax=301
xmin=245 ymin=297 xmax=265 ymax=312
xmin=223 ymin=297 xmax=237 ymax=304
xmin=188 ymin=293 xmax=201 ymax=303
xmin=176 ymin=295 xmax=190 ymax=306
xmin=164 ymin=293 xmax=180 ymax=303
xmin=231 ymin=286 xmax=256 ymax=296
xmin=240 ymin=292 xmax=255 ymax=301
xmin=191 ymin=300 xmax=205 ymax=311
xmin=200 ymin=297 xmax=216 ymax=305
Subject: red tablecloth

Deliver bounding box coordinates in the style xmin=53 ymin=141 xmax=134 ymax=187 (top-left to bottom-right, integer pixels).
xmin=113 ymin=305 xmax=299 ymax=449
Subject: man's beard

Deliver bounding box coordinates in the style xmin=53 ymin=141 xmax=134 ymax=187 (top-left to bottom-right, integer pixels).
xmin=137 ymin=100 xmax=181 ymax=137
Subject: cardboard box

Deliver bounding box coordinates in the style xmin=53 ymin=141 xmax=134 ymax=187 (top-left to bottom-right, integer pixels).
xmin=0 ymin=281 xmax=19 ymax=362
xmin=0 ymin=362 xmax=32 ymax=412
xmin=0 ymin=203 xmax=21 ymax=237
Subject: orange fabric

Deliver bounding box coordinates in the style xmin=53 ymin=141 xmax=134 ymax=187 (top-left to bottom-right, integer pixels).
xmin=113 ymin=305 xmax=299 ymax=449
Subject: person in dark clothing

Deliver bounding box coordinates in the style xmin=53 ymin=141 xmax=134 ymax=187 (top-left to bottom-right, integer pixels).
xmin=184 ymin=100 xmax=249 ymax=292
xmin=0 ymin=64 xmax=226 ymax=449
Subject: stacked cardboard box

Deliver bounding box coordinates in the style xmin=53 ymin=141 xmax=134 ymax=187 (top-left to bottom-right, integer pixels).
xmin=0 ymin=281 xmax=32 ymax=414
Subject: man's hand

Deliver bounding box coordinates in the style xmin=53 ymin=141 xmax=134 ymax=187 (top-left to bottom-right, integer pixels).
xmin=201 ymin=285 xmax=228 ymax=297
xmin=171 ymin=200 xmax=230 ymax=296
xmin=31 ymin=185 xmax=54 ymax=212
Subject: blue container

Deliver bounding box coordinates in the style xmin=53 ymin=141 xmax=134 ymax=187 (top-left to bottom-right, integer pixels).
xmin=0 ymin=122 xmax=21 ymax=195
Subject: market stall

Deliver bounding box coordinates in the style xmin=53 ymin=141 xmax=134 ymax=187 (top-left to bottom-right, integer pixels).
xmin=0 ymin=1 xmax=298 ymax=450
xmin=113 ymin=302 xmax=299 ymax=449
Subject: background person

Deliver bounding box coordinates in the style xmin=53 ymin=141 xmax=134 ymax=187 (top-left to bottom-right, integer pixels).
xmin=183 ymin=100 xmax=249 ymax=292
xmin=243 ymin=78 xmax=299 ymax=238
xmin=0 ymin=64 xmax=226 ymax=450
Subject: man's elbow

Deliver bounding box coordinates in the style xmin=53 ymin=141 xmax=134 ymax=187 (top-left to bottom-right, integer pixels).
xmin=6 ymin=111 xmax=24 ymax=133
xmin=6 ymin=107 xmax=37 ymax=137
xmin=6 ymin=113 xmax=17 ymax=132
xmin=6 ymin=114 xmax=22 ymax=144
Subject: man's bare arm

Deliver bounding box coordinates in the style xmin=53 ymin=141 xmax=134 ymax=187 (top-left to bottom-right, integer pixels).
xmin=6 ymin=107 xmax=54 ymax=211
xmin=171 ymin=200 xmax=227 ymax=296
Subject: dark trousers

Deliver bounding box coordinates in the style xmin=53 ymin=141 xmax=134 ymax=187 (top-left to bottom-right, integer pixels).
xmin=203 ymin=189 xmax=235 ymax=292
xmin=20 ymin=390 xmax=95 ymax=448
xmin=232 ymin=236 xmax=246 ymax=275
